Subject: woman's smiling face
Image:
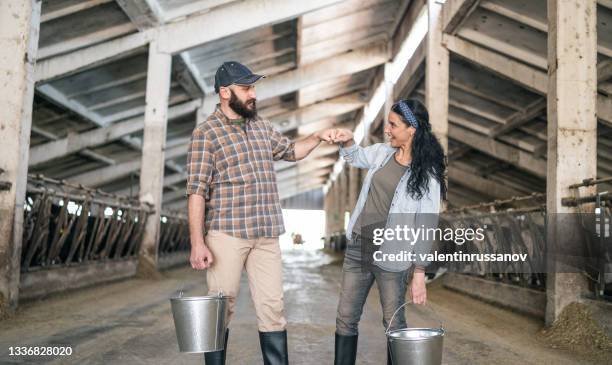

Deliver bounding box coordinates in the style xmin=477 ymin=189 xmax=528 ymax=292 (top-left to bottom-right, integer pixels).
xmin=384 ymin=111 xmax=415 ymax=147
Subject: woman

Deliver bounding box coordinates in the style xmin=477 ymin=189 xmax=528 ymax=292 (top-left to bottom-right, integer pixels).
xmin=330 ymin=99 xmax=446 ymax=365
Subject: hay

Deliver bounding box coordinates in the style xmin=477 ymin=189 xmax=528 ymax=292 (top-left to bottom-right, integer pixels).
xmin=136 ymin=258 xmax=165 ymax=280
xmin=0 ymin=295 xmax=8 ymax=320
xmin=0 ymin=294 xmax=15 ymax=321
xmin=540 ymin=302 xmax=612 ymax=361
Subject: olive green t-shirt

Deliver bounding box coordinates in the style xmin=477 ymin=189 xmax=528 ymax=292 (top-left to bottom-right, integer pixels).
xmin=353 ymin=155 xmax=408 ymax=236
xmin=229 ymin=117 xmax=246 ymax=128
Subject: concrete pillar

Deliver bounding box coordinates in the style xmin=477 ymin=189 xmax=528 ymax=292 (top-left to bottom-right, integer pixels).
xmin=329 ymin=183 xmax=335 ymax=234
xmin=334 ymin=181 xmax=342 ymax=233
xmin=330 ymin=182 xmax=338 ymax=233
xmin=426 ymin=0 xmax=449 ymax=153
xmin=196 ymin=103 xmax=207 ymax=126
xmin=545 ymin=0 xmax=598 ymax=325
xmin=384 ymin=63 xmax=395 ymax=128
xmin=0 ymin=0 xmax=41 ymax=315
xmin=324 ymin=190 xmax=330 ymax=236
xmin=138 ymin=41 xmax=172 ymax=275
xmin=337 ymin=171 xmax=344 ymax=217
xmin=324 ymin=189 xmax=334 ymax=239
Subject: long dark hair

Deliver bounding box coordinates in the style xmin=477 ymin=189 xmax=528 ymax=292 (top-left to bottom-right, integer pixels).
xmin=391 ymin=99 xmax=447 ymax=201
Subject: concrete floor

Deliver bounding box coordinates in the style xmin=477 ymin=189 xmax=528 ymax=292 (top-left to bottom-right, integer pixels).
xmin=0 ymin=249 xmax=604 ymax=364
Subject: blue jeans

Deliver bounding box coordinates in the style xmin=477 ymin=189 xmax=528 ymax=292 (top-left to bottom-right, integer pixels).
xmin=336 ymin=234 xmax=409 ymax=336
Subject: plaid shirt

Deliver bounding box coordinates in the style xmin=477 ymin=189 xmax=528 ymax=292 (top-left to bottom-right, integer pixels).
xmin=186 ymin=105 xmax=296 ymax=239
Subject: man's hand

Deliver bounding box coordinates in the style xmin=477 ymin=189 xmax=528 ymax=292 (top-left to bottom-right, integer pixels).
xmin=294 ymin=128 xmax=352 ymax=160
xmin=190 ymin=238 xmax=214 ymax=270
xmin=314 ymin=128 xmax=354 ymax=145
xmin=410 ymin=272 xmax=427 ymax=305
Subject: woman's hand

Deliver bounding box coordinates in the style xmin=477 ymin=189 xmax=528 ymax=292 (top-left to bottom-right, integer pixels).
xmin=333 ymin=129 xmax=354 ymax=144
xmin=410 ymin=271 xmax=427 ymax=304
xmin=315 ymin=128 xmax=354 ymax=146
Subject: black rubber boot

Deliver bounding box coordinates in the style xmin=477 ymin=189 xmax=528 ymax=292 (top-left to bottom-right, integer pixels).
xmin=259 ymin=330 xmax=289 ymax=365
xmin=204 ymin=329 xmax=229 ymax=365
xmin=334 ymin=332 xmax=358 ymax=365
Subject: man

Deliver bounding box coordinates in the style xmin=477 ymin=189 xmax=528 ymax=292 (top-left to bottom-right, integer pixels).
xmin=186 ymin=61 xmax=335 ymax=365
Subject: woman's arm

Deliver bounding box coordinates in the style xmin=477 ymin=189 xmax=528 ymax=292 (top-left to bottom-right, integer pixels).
xmin=334 ymin=129 xmax=385 ymax=169
xmin=410 ymin=270 xmax=427 ymax=304
xmin=411 ymin=176 xmax=442 ymax=305
xmin=419 ymin=177 xmax=442 ymax=214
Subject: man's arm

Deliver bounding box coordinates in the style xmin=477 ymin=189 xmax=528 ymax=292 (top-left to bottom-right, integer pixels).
xmin=185 ymin=127 xmax=215 ymax=270
xmin=293 ymin=131 xmax=335 ymax=160
xmin=188 ymin=194 xmax=213 ymax=269
xmin=268 ymin=122 xmax=335 ymax=161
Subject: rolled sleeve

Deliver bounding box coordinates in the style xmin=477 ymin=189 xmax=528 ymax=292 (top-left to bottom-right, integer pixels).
xmin=339 ymin=144 xmax=359 ymax=158
xmin=340 ymin=143 xmax=385 ymax=169
xmin=186 ymin=128 xmax=214 ymax=197
xmin=268 ymin=122 xmax=296 ymax=161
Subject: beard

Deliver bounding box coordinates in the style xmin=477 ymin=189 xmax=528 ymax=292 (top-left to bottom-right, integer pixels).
xmin=229 ymin=90 xmax=257 ymax=119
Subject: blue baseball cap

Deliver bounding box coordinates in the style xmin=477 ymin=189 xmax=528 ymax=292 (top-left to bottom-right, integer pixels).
xmin=214 ymin=61 xmax=264 ymax=93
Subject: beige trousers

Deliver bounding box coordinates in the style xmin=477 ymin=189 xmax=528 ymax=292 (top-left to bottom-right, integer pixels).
xmin=205 ymin=230 xmax=287 ymax=332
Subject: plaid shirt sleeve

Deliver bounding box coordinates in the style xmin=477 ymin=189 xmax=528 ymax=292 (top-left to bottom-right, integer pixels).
xmin=186 ymin=127 xmax=214 ymax=197
xmin=267 ymin=121 xmax=296 ymax=161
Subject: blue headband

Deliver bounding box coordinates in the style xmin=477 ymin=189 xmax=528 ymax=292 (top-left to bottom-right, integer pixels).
xmin=398 ymin=100 xmax=418 ymax=129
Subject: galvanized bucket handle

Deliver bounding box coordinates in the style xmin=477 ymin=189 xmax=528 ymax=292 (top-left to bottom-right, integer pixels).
xmin=385 ymin=301 xmax=443 ymax=335
xmin=177 ymin=268 xmax=224 ymax=298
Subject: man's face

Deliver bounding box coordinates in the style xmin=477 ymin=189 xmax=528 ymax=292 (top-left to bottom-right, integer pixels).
xmin=228 ymin=84 xmax=257 ymax=119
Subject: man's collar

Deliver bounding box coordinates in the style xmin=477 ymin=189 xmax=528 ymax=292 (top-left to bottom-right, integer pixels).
xmin=214 ymin=104 xmax=230 ymax=124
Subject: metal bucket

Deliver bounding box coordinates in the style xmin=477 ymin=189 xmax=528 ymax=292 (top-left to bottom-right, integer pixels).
xmin=386 ymin=302 xmax=444 ymax=365
xmin=170 ymin=271 xmax=230 ymax=353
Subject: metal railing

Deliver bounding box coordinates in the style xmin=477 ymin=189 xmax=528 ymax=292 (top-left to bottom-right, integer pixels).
xmin=441 ymin=176 xmax=611 ymax=299
xmin=441 ymin=206 xmax=547 ymax=290
xmin=324 ymin=231 xmax=348 ymax=252
xmin=159 ymin=210 xmax=190 ymax=256
xmin=563 ymin=177 xmax=612 ymax=300
xmin=21 ymin=175 xmax=152 ymax=271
